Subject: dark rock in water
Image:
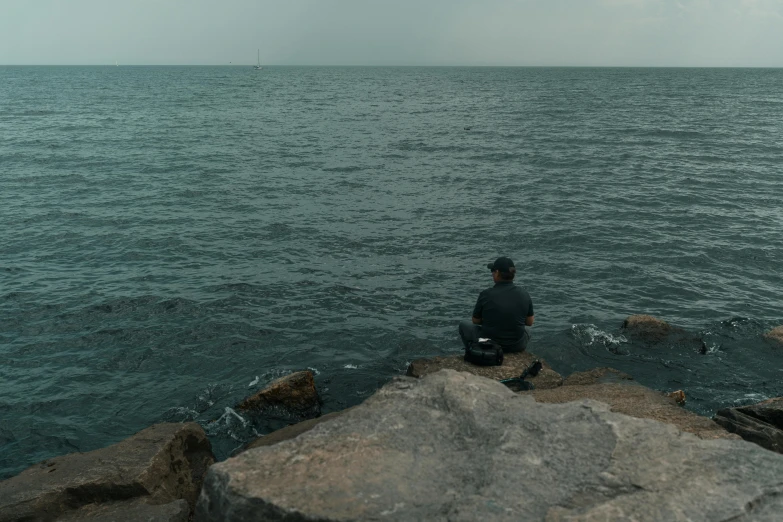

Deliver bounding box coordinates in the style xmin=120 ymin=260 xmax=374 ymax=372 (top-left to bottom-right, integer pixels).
xmin=764 ymin=326 xmax=783 ymax=345
xmin=235 ymin=370 xmax=320 ymax=418
xmin=714 ymin=397 xmax=783 ymax=454
xmin=406 ymin=350 xmax=563 ymax=389
xmin=0 ymin=422 xmax=214 ymax=521
xmin=622 ymin=314 xmax=706 ymax=352
xmin=622 ymin=314 xmax=674 ymax=341
xmin=195 ymin=370 xmax=783 ymax=522
xmin=532 ymin=381 xmax=732 ymax=441
xmin=562 ymin=367 xmax=633 ymax=386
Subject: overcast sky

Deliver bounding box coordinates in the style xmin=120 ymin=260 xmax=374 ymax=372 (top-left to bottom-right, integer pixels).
xmin=2 ymin=0 xmax=782 ymax=66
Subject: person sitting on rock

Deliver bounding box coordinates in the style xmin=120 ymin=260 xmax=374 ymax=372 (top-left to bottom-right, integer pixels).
xmin=459 ymin=257 xmax=534 ymax=353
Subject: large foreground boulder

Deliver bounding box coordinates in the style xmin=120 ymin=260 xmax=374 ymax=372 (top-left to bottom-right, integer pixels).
xmin=714 ymin=397 xmax=783 ymax=453
xmin=196 ymin=370 xmax=783 ymax=521
xmin=0 ymin=422 xmax=214 ymax=522
xmin=406 ymin=350 xmax=563 ymax=389
xmin=235 ymin=370 xmax=320 ymax=418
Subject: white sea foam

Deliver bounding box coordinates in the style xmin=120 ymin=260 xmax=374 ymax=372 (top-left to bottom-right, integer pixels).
xmin=344 ymin=364 xmax=358 ymax=369
xmin=216 ymin=406 xmax=248 ymax=427
xmin=571 ymin=324 xmax=627 ymax=347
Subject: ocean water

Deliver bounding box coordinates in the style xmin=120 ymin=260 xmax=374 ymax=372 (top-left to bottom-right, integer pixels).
xmin=1 ymin=66 xmax=782 ymax=479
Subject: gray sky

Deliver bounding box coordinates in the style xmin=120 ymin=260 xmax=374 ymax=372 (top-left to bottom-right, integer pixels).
xmin=2 ymin=0 xmax=783 ymax=66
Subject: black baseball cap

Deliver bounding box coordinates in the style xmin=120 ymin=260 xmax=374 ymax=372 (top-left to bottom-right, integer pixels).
xmin=487 ymin=257 xmax=515 ymax=273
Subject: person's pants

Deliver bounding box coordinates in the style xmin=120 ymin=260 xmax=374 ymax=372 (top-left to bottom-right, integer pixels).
xmin=458 ymin=319 xmax=530 ymax=353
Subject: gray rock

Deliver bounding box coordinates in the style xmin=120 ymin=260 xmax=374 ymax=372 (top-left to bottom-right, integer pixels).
xmin=0 ymin=422 xmax=214 ymax=522
xmin=714 ymin=397 xmax=783 ymax=453
xmin=195 ymin=370 xmax=783 ymax=521
xmin=407 ymin=350 xmax=563 ymax=389
xmin=235 ymin=370 xmax=320 ymax=419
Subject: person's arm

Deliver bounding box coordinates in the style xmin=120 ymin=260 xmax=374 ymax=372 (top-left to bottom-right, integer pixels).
xmin=472 ymin=291 xmax=485 ymax=325
xmin=525 ymin=315 xmax=534 ymax=327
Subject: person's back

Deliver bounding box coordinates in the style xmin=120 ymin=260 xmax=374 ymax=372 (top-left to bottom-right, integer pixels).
xmin=459 ymin=257 xmax=534 ymax=353
xmin=477 ymin=282 xmax=533 ymax=346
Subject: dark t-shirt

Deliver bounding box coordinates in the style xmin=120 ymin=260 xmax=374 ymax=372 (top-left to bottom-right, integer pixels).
xmin=472 ymin=281 xmax=534 ymax=345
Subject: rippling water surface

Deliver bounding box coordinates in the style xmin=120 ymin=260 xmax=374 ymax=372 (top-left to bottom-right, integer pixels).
xmin=2 ymin=66 xmax=782 ymax=478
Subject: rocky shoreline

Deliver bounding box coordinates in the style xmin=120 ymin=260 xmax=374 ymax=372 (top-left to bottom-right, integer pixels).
xmin=2 ymin=315 xmax=783 ymax=521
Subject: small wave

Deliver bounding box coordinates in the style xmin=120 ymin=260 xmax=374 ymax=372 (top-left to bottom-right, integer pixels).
xmin=344 ymin=364 xmax=359 ymax=369
xmin=721 ymin=317 xmax=752 ymax=329
xmin=322 ymin=165 xmax=363 ymax=173
xmin=218 ymin=406 xmax=248 ymax=427
xmin=96 ymin=328 xmax=123 ymax=335
xmin=215 ymin=283 xmax=259 ymax=292
xmin=195 ymin=383 xmax=234 ymax=412
xmin=162 ymin=406 xmax=199 ymax=422
xmin=730 ymin=393 xmax=770 ymax=407
xmin=466 ymin=152 xmax=520 ymax=163
xmin=332 ymin=284 xmax=361 ymax=294
xmin=571 ymin=324 xmax=629 ymax=355
xmin=177 ymin=189 xmax=206 ymax=198
xmin=204 ymin=407 xmax=260 ymax=442
xmin=14 ymin=110 xmax=59 ymax=117
xmin=747 ymin=98 xmax=783 ymax=106
xmin=394 ymin=140 xmax=463 ymax=153
xmin=638 ymin=129 xmax=705 ymax=139
xmin=2 ymin=291 xmax=29 ymax=300
xmin=287 ymin=161 xmax=320 ymax=168
xmin=57 ymin=125 xmax=96 ymax=132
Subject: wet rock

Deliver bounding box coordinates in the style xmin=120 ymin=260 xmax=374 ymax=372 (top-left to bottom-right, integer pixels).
xmin=195 ymin=370 xmax=783 ymax=522
xmin=235 ymin=370 xmax=320 ymax=418
xmin=56 ymin=498 xmax=190 ymax=521
xmin=0 ymin=422 xmax=214 ymax=522
xmin=667 ymin=389 xmax=687 ymax=406
xmin=232 ymin=409 xmax=353 ymax=456
xmin=622 ymin=314 xmax=674 ymax=341
xmin=764 ymin=326 xmax=783 ymax=345
xmin=406 ymin=350 xmax=563 ymax=389
xmin=714 ymin=397 xmax=783 ymax=454
xmin=532 ymin=382 xmax=734 ymax=440
xmin=562 ymin=367 xmax=633 ymax=386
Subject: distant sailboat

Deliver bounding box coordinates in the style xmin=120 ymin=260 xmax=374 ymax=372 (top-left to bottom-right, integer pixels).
xmin=254 ymin=49 xmax=262 ymax=70
xmin=115 ymin=60 xmax=118 ymax=67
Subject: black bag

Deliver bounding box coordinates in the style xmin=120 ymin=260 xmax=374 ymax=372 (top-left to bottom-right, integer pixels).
xmin=464 ymin=339 xmax=504 ymax=366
